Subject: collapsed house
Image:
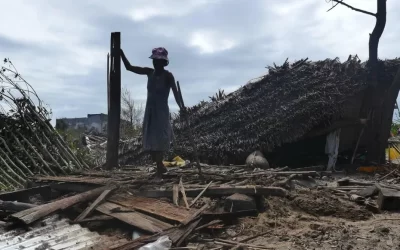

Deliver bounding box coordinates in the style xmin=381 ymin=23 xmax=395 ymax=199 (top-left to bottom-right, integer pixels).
xmin=169 ymin=56 xmax=400 ymax=167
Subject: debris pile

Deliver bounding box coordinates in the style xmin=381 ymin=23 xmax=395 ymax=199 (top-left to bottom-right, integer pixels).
xmin=172 ymin=57 xmax=400 ymax=163
xmin=83 ymin=134 xmax=145 ymax=167
xmin=1 ymin=164 xmax=400 ymax=249
xmin=0 ymin=59 xmax=88 ymax=190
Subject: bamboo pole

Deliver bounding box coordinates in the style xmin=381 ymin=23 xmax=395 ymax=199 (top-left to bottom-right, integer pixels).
xmin=0 ymin=137 xmax=33 ymax=176
xmin=13 ymin=134 xmax=56 ymax=176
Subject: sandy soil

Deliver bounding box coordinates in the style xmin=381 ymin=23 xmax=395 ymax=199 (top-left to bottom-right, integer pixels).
xmin=202 ymin=188 xmax=400 ymax=250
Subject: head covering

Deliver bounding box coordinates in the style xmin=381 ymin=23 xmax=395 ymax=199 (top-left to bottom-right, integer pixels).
xmin=149 ymin=47 xmax=169 ymax=62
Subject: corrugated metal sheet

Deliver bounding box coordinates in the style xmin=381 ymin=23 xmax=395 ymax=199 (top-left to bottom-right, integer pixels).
xmin=0 ymin=215 xmax=115 ymax=250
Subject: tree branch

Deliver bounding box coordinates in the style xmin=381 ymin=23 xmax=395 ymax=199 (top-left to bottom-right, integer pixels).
xmin=327 ymin=0 xmax=342 ymax=12
xmin=329 ymin=0 xmax=376 ymax=17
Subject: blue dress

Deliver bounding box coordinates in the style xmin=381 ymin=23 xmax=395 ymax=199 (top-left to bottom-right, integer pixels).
xmin=142 ymin=70 xmax=173 ymax=152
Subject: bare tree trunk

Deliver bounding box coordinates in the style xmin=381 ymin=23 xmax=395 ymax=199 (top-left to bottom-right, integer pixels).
xmin=361 ymin=0 xmax=387 ymax=163
xmin=368 ymin=0 xmax=387 ymax=86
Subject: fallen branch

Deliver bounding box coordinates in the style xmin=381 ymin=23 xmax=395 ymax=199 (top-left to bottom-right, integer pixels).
xmin=74 ymin=188 xmax=115 ymax=222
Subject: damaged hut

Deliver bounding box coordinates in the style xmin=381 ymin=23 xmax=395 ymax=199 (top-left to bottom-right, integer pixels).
xmin=0 ymin=59 xmax=88 ymax=190
xmin=170 ymin=56 xmax=400 ymax=167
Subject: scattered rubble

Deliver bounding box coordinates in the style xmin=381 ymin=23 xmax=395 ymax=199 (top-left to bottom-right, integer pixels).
xmin=0 ymin=164 xmax=398 ymax=249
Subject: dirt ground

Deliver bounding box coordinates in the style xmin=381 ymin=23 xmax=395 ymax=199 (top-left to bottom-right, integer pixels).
xmin=209 ymin=188 xmax=400 ymax=250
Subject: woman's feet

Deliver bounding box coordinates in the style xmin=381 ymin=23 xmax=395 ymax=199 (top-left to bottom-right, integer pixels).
xmin=156 ymin=162 xmax=168 ymax=177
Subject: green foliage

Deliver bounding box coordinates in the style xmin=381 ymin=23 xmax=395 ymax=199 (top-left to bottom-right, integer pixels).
xmin=55 ymin=119 xmax=69 ymax=131
xmin=120 ymin=124 xmax=142 ymax=139
xmin=56 ymin=128 xmax=92 ymax=165
xmin=391 ymin=122 xmax=400 ymax=136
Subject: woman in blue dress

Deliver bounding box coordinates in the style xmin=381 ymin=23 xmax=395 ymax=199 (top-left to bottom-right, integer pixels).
xmin=121 ymin=47 xmax=184 ymax=175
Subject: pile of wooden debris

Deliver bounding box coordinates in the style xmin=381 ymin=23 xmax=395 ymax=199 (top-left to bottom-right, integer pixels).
xmin=1 ymin=164 xmax=400 ymax=249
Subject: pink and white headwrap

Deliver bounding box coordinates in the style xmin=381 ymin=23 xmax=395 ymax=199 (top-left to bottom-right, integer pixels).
xmin=149 ymin=47 xmax=169 ymax=62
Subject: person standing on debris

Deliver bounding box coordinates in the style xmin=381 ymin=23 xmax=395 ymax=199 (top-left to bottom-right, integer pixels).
xmin=120 ymin=47 xmax=184 ymax=176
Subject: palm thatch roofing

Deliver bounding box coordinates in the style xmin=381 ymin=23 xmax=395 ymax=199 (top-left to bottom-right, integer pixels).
xmin=171 ymin=56 xmax=400 ymax=162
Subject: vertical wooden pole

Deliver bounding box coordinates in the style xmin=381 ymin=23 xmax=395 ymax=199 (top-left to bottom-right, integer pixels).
xmin=107 ymin=53 xmax=110 ymax=114
xmin=106 ymin=32 xmax=121 ymax=169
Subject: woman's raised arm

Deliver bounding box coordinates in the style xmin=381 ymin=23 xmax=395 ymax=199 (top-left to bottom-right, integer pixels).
xmin=121 ymin=49 xmax=153 ymax=75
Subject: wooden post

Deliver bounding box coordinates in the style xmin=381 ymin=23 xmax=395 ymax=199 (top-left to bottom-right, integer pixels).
xmin=107 ymin=53 xmax=110 ymax=114
xmin=106 ymin=32 xmax=121 ymax=169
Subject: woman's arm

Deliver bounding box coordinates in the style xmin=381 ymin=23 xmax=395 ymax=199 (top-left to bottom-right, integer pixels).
xmin=121 ymin=49 xmax=153 ymax=75
xmin=167 ymin=72 xmax=184 ymax=110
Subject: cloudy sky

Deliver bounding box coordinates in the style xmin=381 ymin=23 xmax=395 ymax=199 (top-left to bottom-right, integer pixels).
xmin=1 ymin=0 xmax=399 ymax=123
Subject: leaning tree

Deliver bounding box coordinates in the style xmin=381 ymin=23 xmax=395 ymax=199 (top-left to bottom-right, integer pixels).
xmin=326 ymin=0 xmax=400 ymax=164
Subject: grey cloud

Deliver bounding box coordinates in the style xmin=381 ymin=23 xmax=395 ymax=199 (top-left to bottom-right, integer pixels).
xmin=1 ymin=0 xmax=400 ymax=124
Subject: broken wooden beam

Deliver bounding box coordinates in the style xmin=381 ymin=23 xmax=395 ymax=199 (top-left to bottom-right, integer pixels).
xmin=74 ymin=215 xmax=113 ymax=223
xmin=11 ymin=186 xmax=109 ymax=225
xmin=74 ymin=188 xmax=115 ymax=222
xmin=139 ymin=186 xmax=288 ymax=199
xmin=96 ymin=201 xmax=172 ymax=233
xmin=0 ymin=200 xmax=37 ymax=212
xmin=176 ymin=218 xmax=201 ymax=247
xmin=179 ymin=178 xmax=190 ymax=209
xmin=190 ymin=181 xmax=212 ymax=208
xmin=173 ymin=184 xmax=179 ymax=206
xmin=108 ymin=194 xmax=195 ymax=223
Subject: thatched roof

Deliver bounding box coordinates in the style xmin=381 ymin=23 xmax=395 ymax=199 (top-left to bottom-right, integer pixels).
xmin=172 ymin=56 xmax=400 ymax=162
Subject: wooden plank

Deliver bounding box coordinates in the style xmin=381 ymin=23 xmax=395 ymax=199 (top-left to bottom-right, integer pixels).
xmin=108 ymin=194 xmax=194 ymax=223
xmin=75 ymin=215 xmax=113 ymax=223
xmin=194 ymin=220 xmax=223 ymax=231
xmin=74 ymin=188 xmax=115 ymax=222
xmin=33 ymin=175 xmax=110 ymax=185
xmin=139 ymin=186 xmax=288 ymax=199
xmin=96 ymin=202 xmax=172 ymax=233
xmin=176 ymin=218 xmax=201 ymax=247
xmin=179 ymin=178 xmax=189 ymax=209
xmin=11 ymin=186 xmax=108 ymax=225
xmin=190 ymin=181 xmax=212 ymax=207
xmin=173 ymin=184 xmax=179 ymax=206
xmin=106 ymin=31 xmax=122 ymax=169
